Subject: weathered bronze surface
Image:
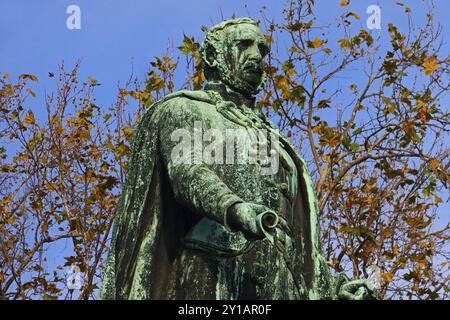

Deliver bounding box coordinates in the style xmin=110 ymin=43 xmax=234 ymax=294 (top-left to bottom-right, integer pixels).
xmin=100 ymin=18 xmax=377 ymax=300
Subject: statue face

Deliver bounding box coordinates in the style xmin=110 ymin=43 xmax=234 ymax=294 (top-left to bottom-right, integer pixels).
xmin=213 ymin=23 xmax=269 ymax=95
xmin=223 ymin=24 xmax=269 ymax=92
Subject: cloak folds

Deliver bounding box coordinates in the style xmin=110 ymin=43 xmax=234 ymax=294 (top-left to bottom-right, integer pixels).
xmin=100 ymin=90 xmax=337 ymax=300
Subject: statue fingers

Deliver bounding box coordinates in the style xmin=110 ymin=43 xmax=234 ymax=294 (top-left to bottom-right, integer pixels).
xmin=276 ymin=217 xmax=292 ymax=236
xmin=339 ymin=280 xmax=374 ymax=300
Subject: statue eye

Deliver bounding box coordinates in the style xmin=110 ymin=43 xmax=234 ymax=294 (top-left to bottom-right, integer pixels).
xmin=258 ymin=44 xmax=270 ymax=57
xmin=238 ymin=39 xmax=253 ymax=48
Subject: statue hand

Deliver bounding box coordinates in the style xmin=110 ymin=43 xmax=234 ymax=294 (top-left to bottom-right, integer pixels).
xmin=227 ymin=202 xmax=268 ymax=240
xmin=338 ymin=279 xmax=379 ymax=300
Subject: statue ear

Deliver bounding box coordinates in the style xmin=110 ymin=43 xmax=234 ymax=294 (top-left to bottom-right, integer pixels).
xmin=203 ymin=43 xmax=218 ymax=68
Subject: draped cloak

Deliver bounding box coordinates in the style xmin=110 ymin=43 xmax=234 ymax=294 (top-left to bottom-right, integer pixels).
xmin=100 ymin=89 xmax=340 ymax=300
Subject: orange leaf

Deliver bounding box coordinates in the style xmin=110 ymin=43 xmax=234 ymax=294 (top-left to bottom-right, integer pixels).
xmin=24 ymin=110 xmax=35 ymax=126
xmin=19 ymin=74 xmax=38 ymax=82
xmin=381 ymin=272 xmax=394 ymax=282
xmin=423 ymin=56 xmax=439 ymax=76
xmin=429 ymin=159 xmax=439 ymax=170
xmin=346 ymin=12 xmax=360 ymax=20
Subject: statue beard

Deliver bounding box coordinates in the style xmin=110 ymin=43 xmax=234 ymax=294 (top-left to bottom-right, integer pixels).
xmin=215 ymin=53 xmax=267 ymax=97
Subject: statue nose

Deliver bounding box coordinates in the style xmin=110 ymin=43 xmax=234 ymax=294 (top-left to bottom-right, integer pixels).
xmin=246 ymin=52 xmax=263 ymax=65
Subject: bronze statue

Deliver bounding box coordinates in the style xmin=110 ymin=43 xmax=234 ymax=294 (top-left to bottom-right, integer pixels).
xmin=100 ymin=18 xmax=377 ymax=300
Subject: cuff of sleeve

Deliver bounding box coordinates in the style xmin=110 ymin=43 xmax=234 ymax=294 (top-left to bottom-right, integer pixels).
xmin=218 ymin=193 xmax=244 ymax=232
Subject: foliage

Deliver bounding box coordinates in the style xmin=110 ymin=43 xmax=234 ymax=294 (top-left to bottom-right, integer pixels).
xmin=259 ymin=0 xmax=449 ymax=299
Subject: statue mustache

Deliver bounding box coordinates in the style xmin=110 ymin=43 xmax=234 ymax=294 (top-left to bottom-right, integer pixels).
xmin=242 ymin=58 xmax=263 ymax=72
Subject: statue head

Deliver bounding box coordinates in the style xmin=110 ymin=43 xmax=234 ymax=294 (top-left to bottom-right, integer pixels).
xmin=201 ymin=18 xmax=269 ymax=97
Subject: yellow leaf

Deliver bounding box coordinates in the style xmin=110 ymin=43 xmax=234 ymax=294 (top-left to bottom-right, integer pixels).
xmin=103 ymin=113 xmax=112 ymax=122
xmin=340 ymin=0 xmax=350 ymax=6
xmin=19 ymin=74 xmax=38 ymax=82
xmin=129 ymin=91 xmax=140 ymax=99
xmin=423 ymin=56 xmax=439 ymax=76
xmin=429 ymin=159 xmax=439 ymax=170
xmin=121 ymin=126 xmax=133 ymax=140
xmin=308 ymin=36 xmax=325 ymax=49
xmin=3 ymin=73 xmax=10 ymax=79
xmin=24 ymin=110 xmax=35 ymax=125
xmin=393 ymin=244 xmax=399 ymax=254
xmin=139 ymin=91 xmax=150 ymax=100
xmin=119 ymin=89 xmax=128 ymax=99
xmin=416 ymin=99 xmax=425 ymax=108
xmin=381 ymin=272 xmax=394 ymax=282
xmin=338 ymin=38 xmax=351 ymax=49
xmin=275 ymin=77 xmax=290 ymax=93
xmin=264 ymin=34 xmax=274 ymax=44
xmin=87 ymin=76 xmax=100 ymax=86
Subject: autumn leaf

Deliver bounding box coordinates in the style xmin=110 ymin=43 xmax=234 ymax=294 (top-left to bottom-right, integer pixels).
xmin=318 ymin=99 xmax=331 ymax=109
xmin=121 ymin=126 xmax=133 ymax=141
xmin=87 ymin=76 xmax=100 ymax=86
xmin=422 ymin=56 xmax=439 ymax=76
xmin=19 ymin=74 xmax=38 ymax=82
xmin=416 ymin=99 xmax=426 ymax=108
xmin=178 ymin=34 xmax=199 ymax=55
xmin=429 ymin=159 xmax=439 ymax=170
xmin=264 ymin=34 xmax=274 ymax=44
xmin=274 ymin=76 xmax=290 ymax=93
xmin=340 ymin=0 xmax=350 ymax=7
xmin=26 ymin=88 xmax=36 ymax=97
xmin=24 ymin=110 xmax=36 ymax=126
xmin=338 ymin=38 xmax=351 ymax=50
xmin=381 ymin=272 xmax=394 ymax=282
xmin=168 ymin=80 xmax=174 ymax=92
xmin=307 ymin=36 xmax=325 ymax=49
xmin=346 ymin=12 xmax=360 ymax=20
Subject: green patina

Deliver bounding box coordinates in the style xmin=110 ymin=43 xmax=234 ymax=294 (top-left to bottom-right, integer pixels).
xmin=100 ymin=18 xmax=378 ymax=300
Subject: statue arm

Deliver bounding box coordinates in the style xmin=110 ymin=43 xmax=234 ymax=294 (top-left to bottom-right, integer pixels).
xmin=158 ymin=98 xmax=243 ymax=226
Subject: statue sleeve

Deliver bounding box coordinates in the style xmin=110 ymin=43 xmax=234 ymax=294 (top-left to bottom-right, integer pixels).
xmin=157 ymin=98 xmax=243 ymax=226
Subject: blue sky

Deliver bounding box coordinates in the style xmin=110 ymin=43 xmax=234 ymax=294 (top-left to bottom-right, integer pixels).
xmin=1 ymin=0 xmax=448 ymax=297
xmin=0 ymin=0 xmax=284 ymax=111
xmin=1 ymin=0 xmax=449 ymax=121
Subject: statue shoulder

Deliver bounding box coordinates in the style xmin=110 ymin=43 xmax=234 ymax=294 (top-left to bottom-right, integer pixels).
xmin=153 ymin=90 xmax=218 ymax=120
xmin=158 ymin=90 xmax=213 ymax=107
